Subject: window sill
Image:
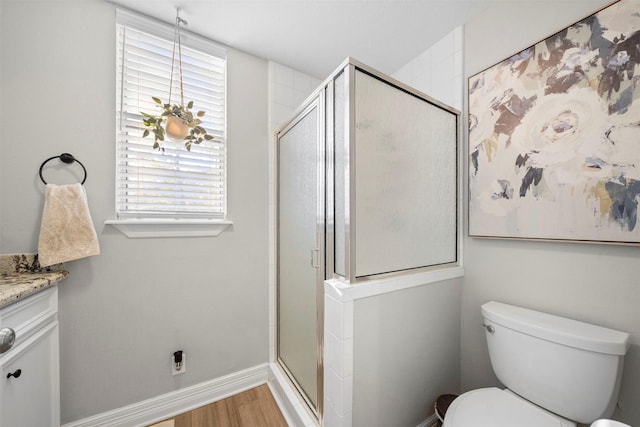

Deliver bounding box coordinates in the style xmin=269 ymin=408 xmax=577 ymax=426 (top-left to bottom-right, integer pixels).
xmin=104 ymin=219 xmax=233 ymax=238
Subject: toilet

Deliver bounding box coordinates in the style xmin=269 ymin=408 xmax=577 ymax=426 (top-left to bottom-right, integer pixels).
xmin=444 ymin=301 xmax=631 ymax=427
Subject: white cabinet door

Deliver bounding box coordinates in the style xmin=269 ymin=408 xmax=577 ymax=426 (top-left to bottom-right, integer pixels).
xmin=1 ymin=321 xmax=59 ymax=427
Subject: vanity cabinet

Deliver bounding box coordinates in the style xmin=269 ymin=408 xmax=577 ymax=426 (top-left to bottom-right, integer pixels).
xmin=0 ymin=287 xmax=59 ymax=427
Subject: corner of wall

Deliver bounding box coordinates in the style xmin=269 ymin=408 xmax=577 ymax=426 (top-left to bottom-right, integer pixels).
xmin=391 ymin=25 xmax=464 ymax=111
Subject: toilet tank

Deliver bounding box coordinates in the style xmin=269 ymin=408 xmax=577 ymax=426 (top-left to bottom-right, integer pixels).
xmin=482 ymin=301 xmax=630 ymax=424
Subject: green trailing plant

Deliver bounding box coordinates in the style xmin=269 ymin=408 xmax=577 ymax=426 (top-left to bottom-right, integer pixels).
xmin=141 ymin=97 xmax=214 ymax=151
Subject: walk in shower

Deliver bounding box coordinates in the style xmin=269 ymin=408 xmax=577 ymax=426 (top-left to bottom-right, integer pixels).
xmin=275 ymin=58 xmax=459 ymax=423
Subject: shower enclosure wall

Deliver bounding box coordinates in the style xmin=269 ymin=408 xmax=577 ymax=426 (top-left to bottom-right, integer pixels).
xmin=275 ymin=58 xmax=459 ymax=423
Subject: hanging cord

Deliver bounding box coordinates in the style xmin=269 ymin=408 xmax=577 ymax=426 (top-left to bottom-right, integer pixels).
xmin=168 ymin=9 xmax=187 ymax=107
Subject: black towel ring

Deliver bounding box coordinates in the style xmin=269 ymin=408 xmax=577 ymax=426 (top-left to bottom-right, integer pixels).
xmin=39 ymin=153 xmax=87 ymax=185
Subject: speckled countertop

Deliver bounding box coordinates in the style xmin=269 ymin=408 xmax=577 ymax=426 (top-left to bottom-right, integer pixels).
xmin=0 ymin=254 xmax=68 ymax=309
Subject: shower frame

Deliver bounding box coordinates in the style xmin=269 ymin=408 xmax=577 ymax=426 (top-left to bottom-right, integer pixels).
xmin=275 ymin=57 xmax=460 ymax=423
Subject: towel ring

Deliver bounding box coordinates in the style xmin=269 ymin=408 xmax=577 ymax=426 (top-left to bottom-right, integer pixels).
xmin=39 ymin=153 xmax=87 ymax=185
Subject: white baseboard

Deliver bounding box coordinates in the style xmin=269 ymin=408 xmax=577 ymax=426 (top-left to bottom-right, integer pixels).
xmin=62 ymin=363 xmax=270 ymax=427
xmin=417 ymin=413 xmax=439 ymax=427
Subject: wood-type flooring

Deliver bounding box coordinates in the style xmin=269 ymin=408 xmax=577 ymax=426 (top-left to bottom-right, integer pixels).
xmin=148 ymin=384 xmax=289 ymax=427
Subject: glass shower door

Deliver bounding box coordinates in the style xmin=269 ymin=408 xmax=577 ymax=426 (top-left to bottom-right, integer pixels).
xmin=276 ymin=95 xmax=324 ymax=417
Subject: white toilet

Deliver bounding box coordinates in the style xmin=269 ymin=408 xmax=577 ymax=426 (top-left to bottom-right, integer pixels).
xmin=444 ymin=301 xmax=631 ymax=427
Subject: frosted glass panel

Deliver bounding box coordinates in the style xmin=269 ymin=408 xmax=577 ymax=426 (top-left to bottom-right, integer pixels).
xmin=354 ymin=70 xmax=457 ymax=277
xmin=277 ymin=103 xmax=320 ymax=409
xmin=333 ymin=71 xmax=347 ymax=277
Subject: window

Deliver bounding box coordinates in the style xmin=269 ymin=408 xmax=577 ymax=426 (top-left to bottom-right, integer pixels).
xmin=113 ymin=10 xmax=228 ymax=237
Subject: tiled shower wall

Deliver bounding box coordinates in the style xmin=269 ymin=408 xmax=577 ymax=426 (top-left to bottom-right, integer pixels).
xmin=393 ymin=26 xmax=463 ymax=111
xmin=268 ymin=63 xmax=322 ymax=134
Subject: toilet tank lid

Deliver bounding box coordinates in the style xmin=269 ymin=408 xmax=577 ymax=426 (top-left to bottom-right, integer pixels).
xmin=481 ymin=301 xmax=630 ymax=356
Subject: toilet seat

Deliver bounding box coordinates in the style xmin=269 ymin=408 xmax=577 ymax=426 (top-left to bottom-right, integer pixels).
xmin=442 ymin=388 xmax=576 ymax=427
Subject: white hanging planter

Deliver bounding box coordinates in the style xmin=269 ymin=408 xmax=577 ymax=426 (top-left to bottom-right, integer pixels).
xmin=165 ymin=115 xmax=190 ymax=140
xmin=139 ymin=9 xmax=214 ymax=152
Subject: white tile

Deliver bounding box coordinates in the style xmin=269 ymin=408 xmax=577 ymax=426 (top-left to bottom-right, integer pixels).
xmin=324 ymin=280 xmax=341 ymax=300
xmin=432 ymin=90 xmax=451 ymax=108
xmin=274 ymin=83 xmax=295 ymax=107
xmin=325 ymin=369 xmax=353 ymax=417
xmin=343 ymin=374 xmax=353 ymax=414
xmin=372 ymin=278 xmax=398 ymax=296
xmin=342 ymin=300 xmax=353 ymax=340
xmin=322 ymin=400 xmax=340 ymax=427
xmin=324 ymin=330 xmax=340 ymax=374
xmin=325 ymin=294 xmax=344 ymax=338
xmin=294 ymin=71 xmax=313 ymax=92
xmin=311 ymin=77 xmax=322 ymax=89
xmin=325 ymin=333 xmax=352 ymax=379
xmin=392 ymin=63 xmax=411 ymax=85
xmin=342 ymin=337 xmax=353 ymax=377
xmin=454 ymin=50 xmax=463 ymax=77
xmin=273 ymin=103 xmax=294 ymax=126
xmin=274 ymin=63 xmax=295 ymax=87
xmin=432 ymin=32 xmax=454 ymax=61
xmin=454 ymin=82 xmax=463 ymax=111
xmin=453 ymin=26 xmax=464 ymax=52
xmin=433 ymin=53 xmax=454 ymax=78
xmin=433 ymin=58 xmax=455 ymax=103
xmin=412 ymin=72 xmax=432 ymax=96
xmin=432 ymin=77 xmax=454 ymax=106
xmin=325 ymin=279 xmax=351 ymax=302
xmin=411 ymin=49 xmax=432 ymax=78
xmin=323 ymin=405 xmax=352 ymax=427
xmin=268 ymin=61 xmax=277 ymax=88
xmin=294 ymin=89 xmax=311 ymax=106
xmin=325 ymin=368 xmax=343 ymax=413
xmin=343 ymin=282 xmax=373 ymax=300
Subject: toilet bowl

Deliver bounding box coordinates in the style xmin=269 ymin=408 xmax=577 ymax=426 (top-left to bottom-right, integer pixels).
xmin=591 ymin=420 xmax=632 ymax=427
xmin=443 ymin=302 xmax=630 ymax=427
xmin=444 ymin=388 xmax=574 ymax=427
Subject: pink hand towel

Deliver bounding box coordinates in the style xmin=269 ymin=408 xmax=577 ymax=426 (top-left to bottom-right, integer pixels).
xmin=38 ymin=183 xmax=100 ymax=267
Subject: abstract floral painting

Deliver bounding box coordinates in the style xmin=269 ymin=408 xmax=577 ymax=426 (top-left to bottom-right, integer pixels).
xmin=468 ymin=0 xmax=640 ymax=244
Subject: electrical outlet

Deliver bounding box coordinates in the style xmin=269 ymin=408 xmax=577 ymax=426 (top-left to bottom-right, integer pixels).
xmin=172 ymin=350 xmax=186 ymax=375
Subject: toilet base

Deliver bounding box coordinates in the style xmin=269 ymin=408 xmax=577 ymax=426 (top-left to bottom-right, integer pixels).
xmin=435 ymin=394 xmax=458 ymax=421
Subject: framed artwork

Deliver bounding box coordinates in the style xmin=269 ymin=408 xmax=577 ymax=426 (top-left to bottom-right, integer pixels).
xmin=468 ymin=0 xmax=640 ymax=244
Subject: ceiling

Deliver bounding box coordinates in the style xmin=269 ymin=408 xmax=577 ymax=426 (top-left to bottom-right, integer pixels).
xmin=109 ymin=0 xmax=493 ymax=79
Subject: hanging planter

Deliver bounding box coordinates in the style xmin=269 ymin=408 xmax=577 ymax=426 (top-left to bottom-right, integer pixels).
xmin=142 ymin=98 xmax=212 ymax=151
xmin=140 ymin=10 xmax=214 ymax=152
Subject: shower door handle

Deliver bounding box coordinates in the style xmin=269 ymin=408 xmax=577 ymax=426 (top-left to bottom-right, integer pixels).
xmin=311 ymin=249 xmax=320 ymax=268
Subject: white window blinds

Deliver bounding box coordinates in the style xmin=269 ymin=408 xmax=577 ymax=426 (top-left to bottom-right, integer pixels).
xmin=116 ymin=10 xmax=226 ymax=220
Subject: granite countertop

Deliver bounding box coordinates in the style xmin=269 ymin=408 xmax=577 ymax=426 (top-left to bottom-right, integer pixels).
xmin=0 ymin=254 xmax=68 ymax=309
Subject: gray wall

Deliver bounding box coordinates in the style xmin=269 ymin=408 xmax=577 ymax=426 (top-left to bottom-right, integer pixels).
xmin=463 ymin=1 xmax=640 ymax=425
xmin=4 ymin=0 xmax=638 ymax=425
xmin=0 ymin=0 xmax=270 ymax=423
xmin=353 ymin=277 xmax=462 ymax=427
